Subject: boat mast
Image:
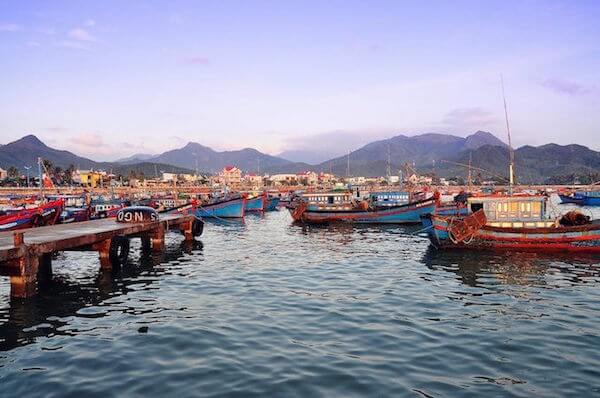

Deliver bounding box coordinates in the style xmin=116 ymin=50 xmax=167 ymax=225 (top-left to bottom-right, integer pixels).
xmin=501 ymin=75 xmax=515 ymax=194
xmin=38 ymin=157 xmax=43 ymax=198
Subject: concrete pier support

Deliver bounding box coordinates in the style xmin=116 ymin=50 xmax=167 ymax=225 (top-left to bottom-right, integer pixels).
xmin=151 ymin=224 xmax=165 ymax=252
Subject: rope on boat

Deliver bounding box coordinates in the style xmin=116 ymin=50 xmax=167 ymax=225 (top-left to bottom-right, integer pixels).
xmin=411 ymin=224 xmax=433 ymax=235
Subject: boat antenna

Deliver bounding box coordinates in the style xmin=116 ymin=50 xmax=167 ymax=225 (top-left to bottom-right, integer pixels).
xmin=468 ymin=151 xmax=473 ymax=191
xmin=346 ymin=150 xmax=350 ymax=178
xmin=386 ymin=142 xmax=391 ymax=181
xmin=501 ymin=74 xmax=515 ymax=194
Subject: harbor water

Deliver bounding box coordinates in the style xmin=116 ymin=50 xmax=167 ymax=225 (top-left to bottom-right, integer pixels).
xmin=1 ymin=201 xmax=600 ymax=397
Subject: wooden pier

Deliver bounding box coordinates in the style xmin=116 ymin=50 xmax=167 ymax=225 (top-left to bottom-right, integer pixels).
xmin=0 ymin=214 xmax=196 ymax=298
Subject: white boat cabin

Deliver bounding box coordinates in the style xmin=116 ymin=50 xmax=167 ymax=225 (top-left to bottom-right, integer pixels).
xmin=468 ymin=195 xmax=555 ymax=228
xmin=369 ymin=191 xmax=410 ymax=207
xmin=302 ymin=192 xmax=354 ymax=210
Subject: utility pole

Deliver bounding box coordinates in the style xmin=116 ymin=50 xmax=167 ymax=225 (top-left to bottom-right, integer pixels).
xmin=24 ymin=165 xmax=31 ymax=187
xmin=468 ymin=151 xmax=472 ymax=190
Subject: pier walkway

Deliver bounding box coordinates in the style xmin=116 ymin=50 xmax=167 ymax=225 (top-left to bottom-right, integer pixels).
xmin=0 ymin=214 xmax=196 ymax=298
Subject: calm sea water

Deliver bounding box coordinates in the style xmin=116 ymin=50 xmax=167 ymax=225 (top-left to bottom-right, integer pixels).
xmin=1 ymin=200 xmax=600 ymax=397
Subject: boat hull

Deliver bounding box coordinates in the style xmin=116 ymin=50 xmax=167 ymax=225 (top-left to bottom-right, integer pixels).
xmin=195 ymin=197 xmax=246 ymax=218
xmin=291 ymin=199 xmax=436 ymax=224
xmin=265 ymin=197 xmax=280 ymax=211
xmin=0 ymin=200 xmax=64 ymax=231
xmin=245 ymin=196 xmax=266 ymax=212
xmin=583 ymin=196 xmax=600 ymax=206
xmin=435 ymin=203 xmax=469 ymax=216
xmin=422 ymin=214 xmax=600 ymax=252
xmin=559 ymin=194 xmax=585 ymax=205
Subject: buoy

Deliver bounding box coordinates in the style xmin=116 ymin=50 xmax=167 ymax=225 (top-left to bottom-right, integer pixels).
xmin=116 ymin=206 xmax=159 ymax=223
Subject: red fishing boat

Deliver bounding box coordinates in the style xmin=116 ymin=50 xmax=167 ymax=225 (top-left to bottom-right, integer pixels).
xmin=0 ymin=199 xmax=64 ymax=231
xmin=421 ymin=195 xmax=600 ymax=252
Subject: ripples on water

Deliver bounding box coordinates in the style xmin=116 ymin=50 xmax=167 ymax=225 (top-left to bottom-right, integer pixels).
xmin=1 ymin=204 xmax=600 ymax=397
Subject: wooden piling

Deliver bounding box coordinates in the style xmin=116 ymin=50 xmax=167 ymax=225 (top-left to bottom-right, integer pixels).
xmin=0 ymin=214 xmax=197 ymax=298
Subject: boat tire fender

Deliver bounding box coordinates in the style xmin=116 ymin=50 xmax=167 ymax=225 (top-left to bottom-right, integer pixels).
xmin=192 ymin=218 xmax=204 ymax=237
xmin=109 ymin=236 xmax=130 ymax=266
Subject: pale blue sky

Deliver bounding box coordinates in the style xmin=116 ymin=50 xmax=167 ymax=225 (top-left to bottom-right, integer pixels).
xmin=1 ymin=0 xmax=599 ymax=161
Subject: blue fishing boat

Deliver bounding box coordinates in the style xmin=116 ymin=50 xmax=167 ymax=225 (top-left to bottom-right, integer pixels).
xmin=559 ymin=192 xmax=585 ymax=205
xmin=289 ymin=191 xmax=436 ymax=224
xmin=245 ymin=192 xmax=266 ymax=212
xmin=265 ymin=196 xmax=280 ymax=211
xmin=577 ymin=191 xmax=600 ymax=206
xmin=195 ymin=195 xmax=246 ymax=218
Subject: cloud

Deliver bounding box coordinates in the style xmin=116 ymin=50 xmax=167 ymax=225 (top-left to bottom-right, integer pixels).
xmin=71 ymin=133 xmax=104 ymax=147
xmin=541 ymin=78 xmax=592 ymax=96
xmin=182 ymin=56 xmax=210 ymax=65
xmin=56 ymin=40 xmax=90 ymax=50
xmin=84 ymin=19 xmax=96 ymax=27
xmin=68 ymin=27 xmax=96 ymax=42
xmin=280 ymin=128 xmax=396 ymax=161
xmin=44 ymin=127 xmax=69 ymax=132
xmin=0 ymin=23 xmax=22 ymax=32
xmin=27 ymin=41 xmax=41 ymax=47
xmin=442 ymin=107 xmax=498 ymax=127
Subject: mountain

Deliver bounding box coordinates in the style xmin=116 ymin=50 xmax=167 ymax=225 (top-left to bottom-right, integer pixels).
xmin=147 ymin=142 xmax=304 ymax=174
xmin=429 ymin=143 xmax=600 ymax=184
xmin=277 ymin=149 xmax=341 ymax=165
xmin=312 ymin=131 xmax=506 ymax=176
xmin=0 ymin=134 xmax=102 ymax=170
xmin=115 ymin=153 xmax=156 ymax=164
xmin=0 ymin=135 xmax=197 ymax=177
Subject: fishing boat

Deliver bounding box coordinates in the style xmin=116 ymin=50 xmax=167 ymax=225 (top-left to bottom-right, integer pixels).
xmin=435 ymin=191 xmax=470 ymax=216
xmin=420 ymin=76 xmax=600 ymax=253
xmin=575 ymin=190 xmax=600 ymax=206
xmin=289 ymin=191 xmax=436 ymax=224
xmin=90 ymin=199 xmax=125 ymax=219
xmin=421 ymin=194 xmax=600 ymax=252
xmin=265 ymin=196 xmax=280 ymax=211
xmin=245 ymin=192 xmax=267 ymax=212
xmin=558 ymin=191 xmax=586 ymax=205
xmin=0 ymin=199 xmax=64 ymax=231
xmin=59 ymin=206 xmax=91 ymax=223
xmin=195 ymin=194 xmax=246 ymax=218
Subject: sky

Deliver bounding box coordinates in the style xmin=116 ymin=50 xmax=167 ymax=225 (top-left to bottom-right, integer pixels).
xmin=0 ymin=0 xmax=599 ymax=161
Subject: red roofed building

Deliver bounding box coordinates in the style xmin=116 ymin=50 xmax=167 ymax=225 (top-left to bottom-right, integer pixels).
xmin=219 ymin=165 xmax=242 ymax=186
xmin=296 ymin=170 xmax=318 ymax=186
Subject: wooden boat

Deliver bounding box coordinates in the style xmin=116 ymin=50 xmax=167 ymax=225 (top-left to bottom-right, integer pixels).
xmin=558 ymin=192 xmax=585 ymax=205
xmin=577 ymin=191 xmax=600 ymax=206
xmin=195 ymin=194 xmax=246 ymax=218
xmin=245 ymin=192 xmax=267 ymax=212
xmin=59 ymin=206 xmax=91 ymax=223
xmin=289 ymin=191 xmax=436 ymax=224
xmin=265 ymin=196 xmax=280 ymax=211
xmin=421 ymin=195 xmax=600 ymax=252
xmin=90 ymin=199 xmax=125 ymax=219
xmin=0 ymin=199 xmax=64 ymax=231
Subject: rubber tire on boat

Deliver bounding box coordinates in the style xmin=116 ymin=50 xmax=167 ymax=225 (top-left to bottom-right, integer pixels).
xmin=99 ymin=212 xmax=107 ymax=219
xmin=32 ymin=215 xmax=45 ymax=228
xmin=192 ymin=218 xmax=204 ymax=237
xmin=109 ymin=236 xmax=130 ymax=266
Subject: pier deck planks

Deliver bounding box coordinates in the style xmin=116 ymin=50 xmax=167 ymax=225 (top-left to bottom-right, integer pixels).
xmin=0 ymin=214 xmax=196 ymax=297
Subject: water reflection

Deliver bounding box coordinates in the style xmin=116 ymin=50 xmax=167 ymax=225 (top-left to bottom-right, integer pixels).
xmin=0 ymin=238 xmax=203 ymax=352
xmin=422 ymin=247 xmax=600 ymax=288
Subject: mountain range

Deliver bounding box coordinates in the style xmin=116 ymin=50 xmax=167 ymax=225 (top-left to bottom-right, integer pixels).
xmin=0 ymin=132 xmax=598 ymax=183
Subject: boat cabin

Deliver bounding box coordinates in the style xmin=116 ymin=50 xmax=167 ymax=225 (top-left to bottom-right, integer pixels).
xmin=467 ymin=195 xmax=555 ymax=228
xmin=369 ymin=191 xmax=410 ymax=207
xmin=302 ymin=192 xmax=354 ymax=210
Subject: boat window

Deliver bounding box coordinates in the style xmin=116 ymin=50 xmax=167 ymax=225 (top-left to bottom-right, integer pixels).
xmin=328 ymin=196 xmax=334 ymax=204
xmin=471 ymin=203 xmax=484 ymax=213
xmin=509 ymin=202 xmax=519 ymax=212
